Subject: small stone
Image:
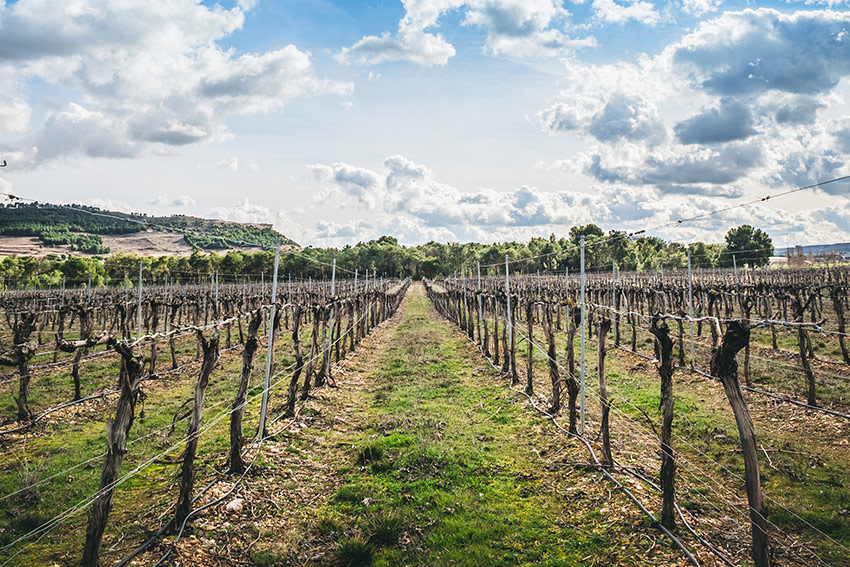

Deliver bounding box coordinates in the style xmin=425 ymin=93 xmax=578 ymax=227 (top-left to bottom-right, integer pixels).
xmin=362 ymin=497 xmax=372 ymax=506
xmin=225 ymin=498 xmax=244 ymax=513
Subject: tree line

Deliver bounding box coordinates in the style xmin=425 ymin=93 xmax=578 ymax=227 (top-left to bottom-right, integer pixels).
xmin=0 ymin=224 xmax=773 ymax=288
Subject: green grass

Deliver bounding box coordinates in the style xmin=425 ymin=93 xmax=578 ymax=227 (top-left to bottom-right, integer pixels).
xmin=310 ymin=287 xmax=679 ymax=566
xmin=601 ymin=336 xmax=850 ymax=564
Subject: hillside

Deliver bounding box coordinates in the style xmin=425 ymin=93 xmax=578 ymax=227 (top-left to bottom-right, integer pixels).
xmin=0 ymin=202 xmax=297 ymax=256
xmin=778 ymin=242 xmax=850 ymax=258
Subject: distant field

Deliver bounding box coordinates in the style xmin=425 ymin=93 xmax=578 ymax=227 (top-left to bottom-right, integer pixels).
xmin=0 ymin=232 xmax=266 ymax=257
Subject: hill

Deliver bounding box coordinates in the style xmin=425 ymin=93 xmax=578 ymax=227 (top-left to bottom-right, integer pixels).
xmin=0 ymin=202 xmax=297 ymax=256
xmin=778 ymin=242 xmax=850 ymax=258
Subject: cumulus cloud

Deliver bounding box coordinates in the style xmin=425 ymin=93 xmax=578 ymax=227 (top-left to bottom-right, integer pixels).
xmin=775 ymin=96 xmax=824 ymax=125
xmin=539 ymin=8 xmax=850 ymax=197
xmin=149 ymin=194 xmax=197 ymax=207
xmin=587 ymin=93 xmax=666 ymax=144
xmin=301 ymin=154 xmax=850 ymax=246
xmin=0 ymin=0 xmax=350 ymax=167
xmin=0 ymin=178 xmax=13 ymax=201
xmin=591 ymin=0 xmax=660 ymax=25
xmin=87 ymin=197 xmax=134 ymax=213
xmin=209 ymin=197 xmax=272 ymax=224
xmin=338 ymin=28 xmax=456 ymax=66
xmin=674 ymin=100 xmax=757 ymax=145
xmin=672 ymin=9 xmax=850 ymax=96
xmin=539 ymin=84 xmax=667 ymax=146
xmin=339 ymin=0 xmax=593 ymax=65
xmin=680 ymin=0 xmax=722 ymax=16
xmin=310 ymin=154 xmax=635 ymax=243
xmin=580 ymin=143 xmax=764 ymax=188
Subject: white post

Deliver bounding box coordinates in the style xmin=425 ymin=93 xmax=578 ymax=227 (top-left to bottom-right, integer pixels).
xmin=504 ymin=255 xmax=513 ymax=376
xmin=477 ymin=261 xmax=484 ymax=347
xmin=733 ymin=254 xmax=739 ymax=285
xmin=687 ymin=250 xmax=695 ymax=370
xmin=87 ymin=273 xmax=92 ymax=304
xmin=164 ymin=275 xmax=169 ymax=333
xmin=137 ymin=260 xmax=143 ymax=356
xmin=580 ymin=235 xmax=586 ymax=436
xmin=365 ymin=269 xmax=370 ymax=324
xmin=462 ymin=267 xmax=468 ymax=333
xmin=257 ymin=240 xmax=281 ymax=440
xmin=215 ymin=269 xmax=219 ymax=314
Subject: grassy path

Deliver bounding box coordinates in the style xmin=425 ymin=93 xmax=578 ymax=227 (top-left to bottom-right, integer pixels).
xmin=164 ymin=284 xmax=692 ymax=566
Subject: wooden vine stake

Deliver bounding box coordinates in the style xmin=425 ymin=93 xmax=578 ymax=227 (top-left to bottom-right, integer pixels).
xmin=175 ymin=329 xmax=220 ymax=531
xmin=710 ymin=320 xmax=770 ymax=567
xmin=829 ymin=286 xmax=850 ymax=364
xmin=228 ymin=310 xmax=262 ymax=475
xmin=284 ymin=304 xmax=305 ymax=418
xmin=597 ymin=317 xmax=613 ymax=467
xmin=564 ymin=301 xmax=580 ymax=434
xmin=0 ymin=314 xmax=38 ymax=422
xmin=71 ymin=304 xmax=94 ymax=400
xmin=648 ymin=314 xmax=676 ymax=529
xmin=541 ymin=301 xmax=560 ymax=414
xmin=791 ymin=293 xmax=818 ymax=406
xmin=81 ymin=340 xmax=145 ymax=567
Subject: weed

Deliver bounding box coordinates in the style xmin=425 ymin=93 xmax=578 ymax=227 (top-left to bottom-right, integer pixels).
xmin=356 ymin=442 xmax=385 ymax=466
xmin=335 ymin=536 xmax=374 ymax=567
xmin=251 ymin=548 xmax=289 ymax=567
xmin=363 ymin=510 xmax=404 ymax=546
xmin=314 ymin=512 xmax=344 ymax=537
xmin=334 ymin=484 xmax=366 ymax=504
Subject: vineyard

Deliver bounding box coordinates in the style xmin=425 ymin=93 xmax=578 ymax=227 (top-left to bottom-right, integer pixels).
xmin=426 ymin=260 xmax=850 ymax=567
xmin=0 ymin=256 xmax=848 ymax=566
xmin=0 ymin=266 xmax=409 ymax=566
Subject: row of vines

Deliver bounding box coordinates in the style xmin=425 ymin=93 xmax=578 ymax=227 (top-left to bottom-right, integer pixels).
xmin=0 ymin=276 xmax=410 ymax=566
xmin=425 ymin=265 xmax=850 ymax=567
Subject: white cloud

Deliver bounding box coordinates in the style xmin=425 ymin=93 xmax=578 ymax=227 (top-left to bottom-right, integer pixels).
xmin=311 ymin=155 xmax=622 ymax=243
xmin=87 ymin=197 xmax=133 ymax=213
xmin=671 ymin=9 xmax=850 ymax=96
xmin=0 ymin=0 xmax=350 ymax=167
xmin=0 ymin=68 xmax=30 ymax=134
xmin=538 ymin=8 xmax=850 ymax=197
xmin=592 ymin=0 xmax=660 ymax=25
xmin=680 ymin=0 xmax=722 ymax=16
xmin=674 ymin=100 xmax=757 ymax=145
xmin=339 ymin=0 xmax=593 ymax=65
xmin=217 ymin=157 xmax=240 ymax=171
xmin=338 ymin=28 xmax=456 ymax=66
xmin=149 ymin=194 xmax=197 ymax=208
xmin=0 ymin=178 xmax=13 ymax=201
xmin=209 ymin=197 xmax=272 ymax=224
xmin=301 ymin=154 xmax=850 ymax=246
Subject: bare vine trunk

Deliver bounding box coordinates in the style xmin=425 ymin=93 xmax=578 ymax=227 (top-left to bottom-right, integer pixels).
xmin=174 ymin=331 xmax=220 ymax=530
xmin=228 ymin=311 xmax=262 ymax=475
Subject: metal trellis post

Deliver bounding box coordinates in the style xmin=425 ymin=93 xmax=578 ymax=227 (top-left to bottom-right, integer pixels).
xmin=257 ymin=239 xmax=281 ymax=440
xmin=580 ymin=235 xmax=586 ymax=436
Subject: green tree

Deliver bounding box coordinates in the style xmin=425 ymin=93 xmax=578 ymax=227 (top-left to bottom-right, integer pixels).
xmin=720 ymin=225 xmax=773 ymax=267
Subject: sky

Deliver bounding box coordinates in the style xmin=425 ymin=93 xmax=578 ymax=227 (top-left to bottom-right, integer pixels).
xmin=1 ymin=0 xmax=850 ymax=248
